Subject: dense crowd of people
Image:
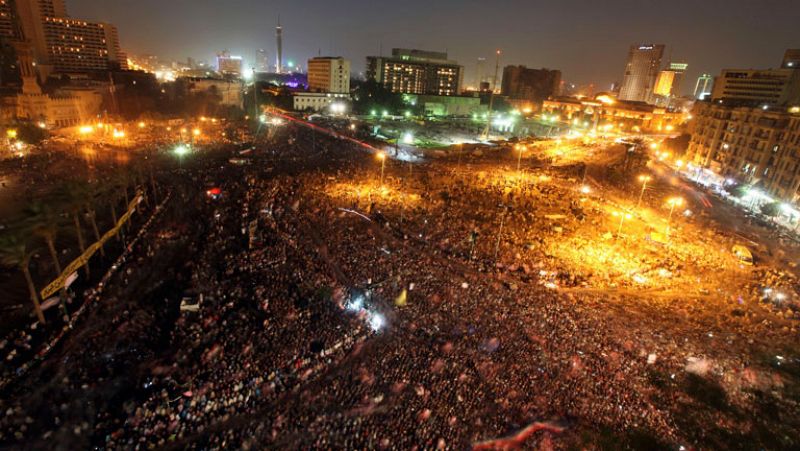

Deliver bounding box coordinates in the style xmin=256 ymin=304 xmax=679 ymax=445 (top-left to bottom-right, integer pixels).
xmin=0 ymin=121 xmax=798 ymax=449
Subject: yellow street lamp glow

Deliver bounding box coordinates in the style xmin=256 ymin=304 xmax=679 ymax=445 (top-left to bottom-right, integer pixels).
xmin=612 ymin=211 xmax=632 ymax=237
xmin=79 ymin=125 xmax=94 ymax=134
xmin=597 ymin=94 xmax=616 ymax=105
xmin=649 ymin=143 xmax=658 ymax=150
xmin=112 ymin=129 xmax=125 ymax=139
xmin=665 ymin=197 xmax=684 ymax=238
xmin=192 ymin=128 xmax=201 ymax=136
xmin=138 ymin=122 xmax=146 ymax=128
xmin=580 ymin=185 xmax=591 ymax=194
xmin=6 ymin=129 xmax=18 ymax=139
xmin=667 ymin=197 xmax=684 ymax=207
xmin=180 ymin=128 xmax=188 ymax=134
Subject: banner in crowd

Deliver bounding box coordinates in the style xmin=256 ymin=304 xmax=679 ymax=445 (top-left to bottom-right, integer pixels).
xmin=39 ymin=193 xmax=143 ymax=300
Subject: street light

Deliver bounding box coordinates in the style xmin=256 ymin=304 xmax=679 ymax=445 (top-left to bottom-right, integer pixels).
xmin=174 ymin=144 xmax=190 ymax=168
xmin=666 ymin=197 xmax=685 ymax=238
xmin=377 ymin=151 xmax=386 ymax=186
xmin=613 ymin=211 xmax=632 ymax=237
xmin=515 ymin=144 xmax=526 ymax=172
xmin=637 ymin=175 xmax=652 ymax=208
xmin=173 ymin=144 xmax=190 ymax=156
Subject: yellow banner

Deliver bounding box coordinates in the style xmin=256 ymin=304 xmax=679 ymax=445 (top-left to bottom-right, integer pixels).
xmin=40 ymin=192 xmax=143 ymax=300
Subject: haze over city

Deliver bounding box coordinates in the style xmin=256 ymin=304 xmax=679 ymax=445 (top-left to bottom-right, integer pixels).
xmin=69 ymin=0 xmax=799 ymax=92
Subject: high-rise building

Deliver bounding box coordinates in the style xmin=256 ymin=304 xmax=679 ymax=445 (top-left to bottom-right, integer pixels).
xmin=710 ymin=68 xmax=800 ymax=107
xmin=307 ymin=56 xmax=349 ymax=93
xmin=366 ymin=48 xmax=463 ymax=96
xmin=257 ymin=48 xmax=269 ymax=72
xmin=6 ymin=0 xmax=126 ymax=75
xmin=618 ymin=44 xmax=665 ymax=103
xmin=694 ymin=73 xmax=713 ymax=99
xmin=782 ymin=49 xmax=800 ymax=69
xmin=216 ymin=51 xmax=243 ymax=76
xmin=275 ymin=19 xmax=282 ymax=74
xmin=474 ymin=57 xmax=486 ymax=89
xmin=651 ymin=62 xmax=687 ymax=106
xmin=41 ymin=17 xmax=126 ymax=73
xmin=686 ymin=103 xmax=800 ymax=202
xmin=654 ymin=63 xmax=687 ymax=96
xmin=0 ymin=0 xmax=22 ymax=40
xmin=500 ymin=65 xmax=561 ymax=104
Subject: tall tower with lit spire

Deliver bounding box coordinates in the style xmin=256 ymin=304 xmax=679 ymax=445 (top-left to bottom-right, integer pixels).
xmin=275 ymin=17 xmax=283 ymax=74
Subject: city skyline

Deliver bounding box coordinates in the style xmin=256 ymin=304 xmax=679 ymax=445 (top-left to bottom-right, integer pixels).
xmin=68 ymin=0 xmax=798 ymax=94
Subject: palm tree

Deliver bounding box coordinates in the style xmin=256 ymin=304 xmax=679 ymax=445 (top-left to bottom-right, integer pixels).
xmin=82 ymin=180 xmax=107 ymax=257
xmin=0 ymin=232 xmax=46 ymax=324
xmin=23 ymin=200 xmax=70 ymax=319
xmin=24 ymin=201 xmax=64 ymax=277
xmin=61 ymin=181 xmax=91 ymax=277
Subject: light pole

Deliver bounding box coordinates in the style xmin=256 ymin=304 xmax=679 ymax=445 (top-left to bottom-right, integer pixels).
xmin=666 ymin=197 xmax=684 ymax=238
xmin=613 ymin=211 xmax=632 ymax=238
xmin=516 ymin=144 xmax=526 ymax=173
xmin=637 ymin=175 xmax=652 ymax=208
xmin=377 ymin=152 xmax=386 ymax=186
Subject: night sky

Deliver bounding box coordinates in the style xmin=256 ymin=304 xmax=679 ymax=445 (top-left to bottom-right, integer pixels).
xmin=69 ymin=0 xmax=798 ymax=94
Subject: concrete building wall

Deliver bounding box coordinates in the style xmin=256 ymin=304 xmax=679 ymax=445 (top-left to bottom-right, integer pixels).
xmin=618 ymin=44 xmax=665 ymax=103
xmin=711 ymin=68 xmax=800 ymax=106
xmin=366 ymin=49 xmax=463 ymax=96
xmin=307 ymin=57 xmax=350 ymax=94
xmin=687 ymin=103 xmax=800 ymax=201
xmin=500 ymin=65 xmax=561 ymax=104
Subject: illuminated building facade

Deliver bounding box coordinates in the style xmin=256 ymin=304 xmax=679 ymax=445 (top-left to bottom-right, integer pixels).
xmin=307 ymin=56 xmax=350 ymax=94
xmin=41 ymin=17 xmax=126 ymax=72
xmin=366 ymin=48 xmax=463 ymax=96
xmin=694 ymin=73 xmax=713 ymax=99
xmin=710 ymin=68 xmax=800 ymax=107
xmin=257 ymin=48 xmax=269 ymax=72
xmin=182 ymin=77 xmax=243 ymax=107
xmin=0 ymin=0 xmax=21 ymax=39
xmin=542 ymin=95 xmax=687 ymax=134
xmin=6 ymin=0 xmax=126 ymax=75
xmin=618 ymin=44 xmax=665 ymax=103
xmin=292 ymin=92 xmax=349 ymax=112
xmin=215 ymin=51 xmax=242 ymax=76
xmin=687 ymin=102 xmax=800 ymax=201
xmin=500 ymin=65 xmax=561 ymax=106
